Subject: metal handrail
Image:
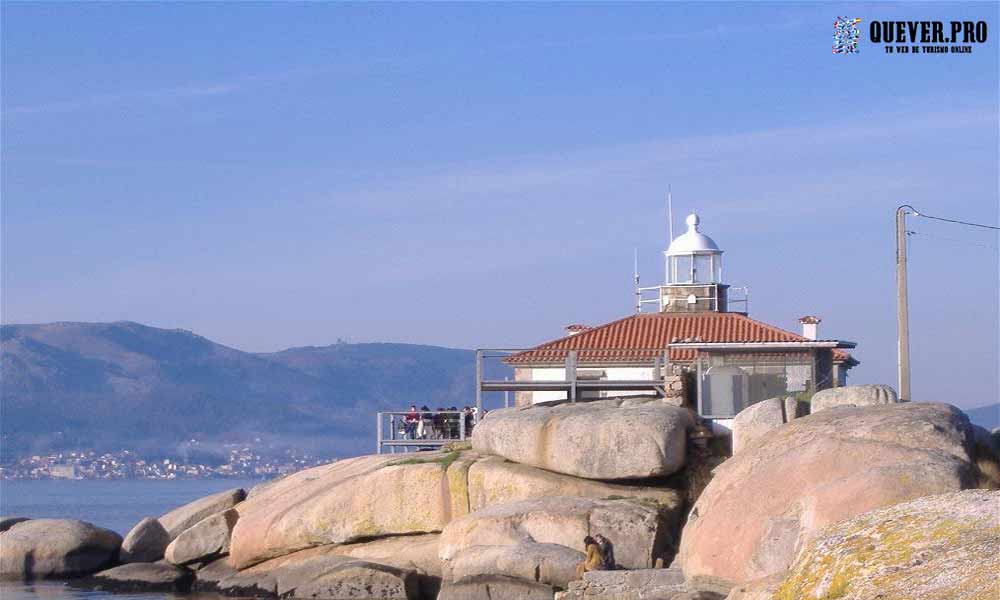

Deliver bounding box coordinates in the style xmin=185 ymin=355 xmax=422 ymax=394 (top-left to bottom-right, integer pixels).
xmin=475 ymin=348 xmax=675 ymax=407
xmin=375 ymin=410 xmax=472 ymax=454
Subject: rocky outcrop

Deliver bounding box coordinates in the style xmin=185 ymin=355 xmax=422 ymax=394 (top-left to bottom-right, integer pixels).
xmin=731 ymin=398 xmax=785 ymax=454
xmin=0 ymin=519 xmax=122 ymax=579
xmin=467 ymin=455 xmax=685 ymax=513
xmin=159 ymin=487 xmax=245 ymax=540
xmin=198 ymin=556 xmax=288 ymax=597
xmin=0 ymin=517 xmax=30 ymax=532
xmin=774 ymin=490 xmax=999 ymax=600
xmin=165 ymin=508 xmax=238 ymax=566
xmin=85 ymin=562 xmax=194 ymax=592
xmin=230 ymin=454 xmax=452 ymax=569
xmin=231 ymin=448 xmax=686 ymax=571
xmin=120 ymin=517 xmax=171 ymax=563
xmin=440 ymin=496 xmax=675 ymax=571
xmin=677 ymin=403 xmax=976 ymax=586
xmin=204 ymin=547 xmax=423 ymax=599
xmin=443 ymin=542 xmax=582 ymax=589
xmin=471 ymin=398 xmax=694 ymax=480
xmin=782 ymin=397 xmax=808 ymax=421
xmin=721 ymin=574 xmax=783 ymax=600
xmin=809 ymin=384 xmax=899 ymax=414
xmin=328 ymin=534 xmax=442 ymax=577
xmin=285 ymin=560 xmax=420 ymax=600
xmin=558 ymin=568 xmax=723 ymax=600
xmin=438 ymin=575 xmax=556 ymax=600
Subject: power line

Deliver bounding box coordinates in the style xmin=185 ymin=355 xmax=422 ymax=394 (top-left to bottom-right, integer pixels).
xmin=912 ymin=210 xmax=1000 ymax=231
xmin=908 ymin=229 xmax=999 ymax=250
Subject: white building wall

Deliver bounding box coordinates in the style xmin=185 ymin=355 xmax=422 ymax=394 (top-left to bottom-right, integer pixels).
xmin=530 ymin=367 xmax=571 ymax=404
xmin=525 ymin=366 xmax=658 ymax=404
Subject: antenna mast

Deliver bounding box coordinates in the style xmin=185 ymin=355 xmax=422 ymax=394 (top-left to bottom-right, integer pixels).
xmin=633 ymin=248 xmax=641 ymax=313
xmin=665 ymin=185 xmax=674 ymax=285
xmin=667 ymin=185 xmax=675 ymax=242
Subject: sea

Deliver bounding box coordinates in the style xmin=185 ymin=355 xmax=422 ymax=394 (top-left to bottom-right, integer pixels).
xmin=0 ymin=478 xmax=261 ymax=600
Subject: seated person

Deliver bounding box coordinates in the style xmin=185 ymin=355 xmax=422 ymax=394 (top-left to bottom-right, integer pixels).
xmin=575 ymin=536 xmax=605 ymax=579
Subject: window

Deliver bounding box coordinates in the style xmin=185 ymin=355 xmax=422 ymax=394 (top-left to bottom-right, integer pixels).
xmin=693 ymin=254 xmax=713 ymax=283
xmin=671 ymin=255 xmax=693 ymax=283
xmin=698 ymin=352 xmax=814 ymax=417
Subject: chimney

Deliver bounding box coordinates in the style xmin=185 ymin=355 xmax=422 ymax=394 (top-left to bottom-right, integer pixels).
xmin=564 ymin=324 xmax=591 ymax=337
xmin=799 ymin=315 xmax=821 ymax=340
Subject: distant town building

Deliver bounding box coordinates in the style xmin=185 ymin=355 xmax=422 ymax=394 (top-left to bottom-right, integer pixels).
xmin=504 ymin=213 xmax=858 ymax=433
xmin=49 ymin=463 xmax=79 ymax=479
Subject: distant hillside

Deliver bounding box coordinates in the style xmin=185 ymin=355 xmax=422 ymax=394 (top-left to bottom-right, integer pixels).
xmin=965 ymin=403 xmax=1000 ymax=430
xmin=1 ymin=322 xmax=486 ymax=460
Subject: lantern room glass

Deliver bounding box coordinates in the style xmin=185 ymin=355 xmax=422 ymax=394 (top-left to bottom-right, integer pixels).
xmin=670 ymin=253 xmax=722 ymax=284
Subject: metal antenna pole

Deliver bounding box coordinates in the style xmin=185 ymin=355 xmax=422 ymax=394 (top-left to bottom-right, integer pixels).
xmin=895 ymin=206 xmax=913 ymax=402
xmin=634 ymin=248 xmax=641 ymax=313
xmin=666 ymin=186 xmax=674 ymax=286
xmin=668 ymin=185 xmax=674 ymax=242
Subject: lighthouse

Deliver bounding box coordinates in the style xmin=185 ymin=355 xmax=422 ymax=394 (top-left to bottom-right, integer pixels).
xmin=658 ymin=213 xmax=732 ymax=313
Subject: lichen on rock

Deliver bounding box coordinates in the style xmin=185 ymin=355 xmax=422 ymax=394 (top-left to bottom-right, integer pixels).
xmin=774 ymin=490 xmax=999 ymax=600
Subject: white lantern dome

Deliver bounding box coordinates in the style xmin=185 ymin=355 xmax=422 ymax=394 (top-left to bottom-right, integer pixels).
xmin=664 ymin=213 xmax=724 ymax=285
xmin=666 ymin=213 xmax=722 ymax=256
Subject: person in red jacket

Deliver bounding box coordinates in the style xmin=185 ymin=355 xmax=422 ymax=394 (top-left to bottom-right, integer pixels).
xmin=404 ymin=405 xmax=419 ymax=439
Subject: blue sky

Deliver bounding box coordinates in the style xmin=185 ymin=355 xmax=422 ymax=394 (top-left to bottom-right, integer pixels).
xmin=3 ymin=3 xmax=997 ymax=408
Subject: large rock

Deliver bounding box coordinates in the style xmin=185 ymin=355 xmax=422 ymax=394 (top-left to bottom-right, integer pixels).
xmin=809 ymin=383 xmax=899 ymax=414
xmin=230 ymin=449 xmax=685 ymax=572
xmin=0 ymin=517 xmax=30 ymax=532
xmin=159 ymin=487 xmax=245 ymax=540
xmin=468 ymin=455 xmax=684 ymax=513
xmin=440 ymin=497 xmax=673 ymax=570
xmin=165 ymin=508 xmax=238 ymax=566
xmin=439 ymin=575 xmax=556 ymax=600
xmin=120 ymin=517 xmax=171 ymax=563
xmin=444 ymin=542 xmax=582 ymax=588
xmin=559 ymin=568 xmax=722 ymax=600
xmin=677 ymin=403 xmax=976 ymax=586
xmin=85 ymin=562 xmax=194 ymax=592
xmin=783 ymin=397 xmax=808 ymax=421
xmin=721 ymin=575 xmax=783 ymax=600
xmin=731 ymin=398 xmax=785 ymax=454
xmin=214 ymin=547 xmax=422 ymax=599
xmin=192 ymin=557 xmax=239 ymax=592
xmin=0 ymin=519 xmax=122 ymax=579
xmin=472 ymin=398 xmax=694 ymax=480
xmin=328 ymin=533 xmax=442 ymax=577
xmin=286 ymin=560 xmax=420 ymax=600
xmin=774 ymin=490 xmax=999 ymax=600
xmin=230 ymin=454 xmax=453 ymax=569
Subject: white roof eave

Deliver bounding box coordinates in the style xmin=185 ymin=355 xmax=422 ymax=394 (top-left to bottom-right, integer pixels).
xmin=665 ymin=248 xmax=724 ymax=256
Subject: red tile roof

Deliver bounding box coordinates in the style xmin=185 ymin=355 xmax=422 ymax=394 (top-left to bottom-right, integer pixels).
xmin=506 ymin=312 xmax=856 ymax=365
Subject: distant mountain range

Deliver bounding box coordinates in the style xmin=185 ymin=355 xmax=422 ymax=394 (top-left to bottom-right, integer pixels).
xmin=965 ymin=403 xmax=1000 ymax=431
xmin=1 ymin=321 xmax=493 ymax=461
xmin=3 ymin=321 xmax=996 ymax=464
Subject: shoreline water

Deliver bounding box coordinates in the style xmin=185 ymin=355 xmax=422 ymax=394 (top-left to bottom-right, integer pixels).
xmin=1 ymin=479 xmax=261 ymax=600
xmin=1 ymin=479 xmax=261 ymax=535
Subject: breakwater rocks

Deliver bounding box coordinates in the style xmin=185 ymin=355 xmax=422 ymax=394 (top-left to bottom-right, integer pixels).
xmin=2 ymin=390 xmax=998 ymax=600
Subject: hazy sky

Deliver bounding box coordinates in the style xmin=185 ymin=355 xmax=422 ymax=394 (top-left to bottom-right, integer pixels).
xmin=3 ymin=3 xmax=997 ymax=408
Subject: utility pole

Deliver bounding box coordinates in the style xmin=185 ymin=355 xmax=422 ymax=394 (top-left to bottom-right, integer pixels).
xmin=895 ymin=205 xmax=913 ymax=402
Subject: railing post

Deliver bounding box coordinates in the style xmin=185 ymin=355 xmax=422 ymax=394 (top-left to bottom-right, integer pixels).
xmin=696 ymin=356 xmax=704 ymax=416
xmin=460 ymin=413 xmax=466 ymax=441
xmin=376 ymin=413 xmax=383 ymax=455
xmin=567 ymin=350 xmax=578 ymax=403
xmin=475 ymin=350 xmax=483 ymax=422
